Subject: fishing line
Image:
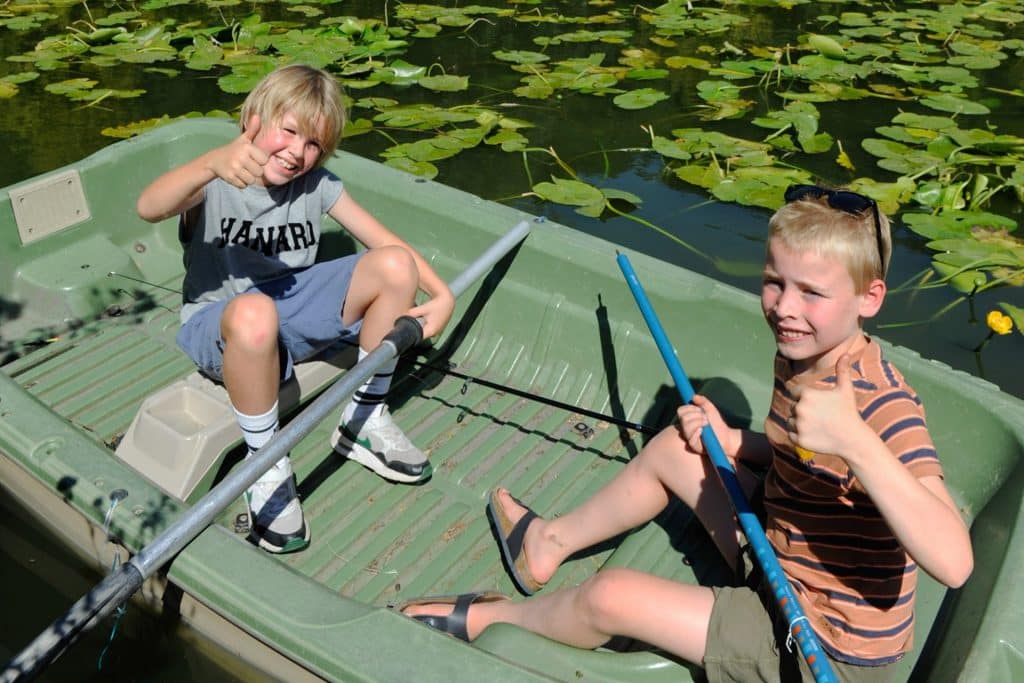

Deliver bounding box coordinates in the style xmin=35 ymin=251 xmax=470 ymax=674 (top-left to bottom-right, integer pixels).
xmin=107 ymin=271 xmax=183 ymax=294
xmin=97 ymin=491 xmax=129 ymax=671
xmin=410 ymin=360 xmax=659 ymax=436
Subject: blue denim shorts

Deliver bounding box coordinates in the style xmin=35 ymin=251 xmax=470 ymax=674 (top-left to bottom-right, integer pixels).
xmin=176 ymin=254 xmax=363 ymax=382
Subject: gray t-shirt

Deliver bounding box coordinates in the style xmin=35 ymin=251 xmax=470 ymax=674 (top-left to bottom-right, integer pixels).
xmin=179 ymin=169 xmax=345 ymax=323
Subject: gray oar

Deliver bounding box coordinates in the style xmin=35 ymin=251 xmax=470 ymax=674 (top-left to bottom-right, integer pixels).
xmin=2 ymin=219 xmax=532 ymax=683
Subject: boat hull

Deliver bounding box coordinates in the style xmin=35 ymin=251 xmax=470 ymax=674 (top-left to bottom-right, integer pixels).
xmin=2 ymin=118 xmax=1023 ymax=681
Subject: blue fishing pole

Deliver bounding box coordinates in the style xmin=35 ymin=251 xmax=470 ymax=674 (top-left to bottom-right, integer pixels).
xmin=616 ymin=251 xmax=838 ymax=683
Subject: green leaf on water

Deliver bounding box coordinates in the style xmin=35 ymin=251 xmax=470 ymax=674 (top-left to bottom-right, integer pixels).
xmin=931 ymin=262 xmax=988 ymax=294
xmin=626 ymin=68 xmax=670 ymax=80
xmin=651 ymin=135 xmax=692 ymax=161
xmin=532 ymin=177 xmax=606 ymax=207
xmin=891 ymin=112 xmax=956 ymax=130
xmin=384 ymin=157 xmax=439 ymax=179
xmin=612 ymin=87 xmax=668 ymax=109
xmin=847 ymin=177 xmax=916 ymax=215
xmin=217 ymin=58 xmax=277 ymax=94
xmin=665 ymin=56 xmax=711 ymax=70
xmin=485 ymin=129 xmax=529 ymax=152
xmin=903 ymin=211 xmax=1018 ymax=240
xmin=919 ymin=93 xmax=991 ymax=115
xmin=806 ymin=34 xmax=846 ymax=59
xmin=601 ymin=187 xmax=643 ymax=206
xmin=418 ymin=74 xmax=468 ymax=92
xmin=182 ymin=36 xmax=224 ymax=71
xmin=493 ymin=50 xmax=550 ymax=64
xmin=341 ymin=118 xmax=373 ymax=138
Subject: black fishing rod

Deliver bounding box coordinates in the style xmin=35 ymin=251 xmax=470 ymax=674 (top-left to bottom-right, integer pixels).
xmin=411 ymin=360 xmax=659 ymax=436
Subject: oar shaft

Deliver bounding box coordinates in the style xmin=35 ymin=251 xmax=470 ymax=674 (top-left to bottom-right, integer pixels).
xmin=616 ymin=251 xmax=838 ymax=683
xmin=3 ymin=220 xmax=531 ymax=683
xmin=134 ymin=219 xmax=528 ymax=577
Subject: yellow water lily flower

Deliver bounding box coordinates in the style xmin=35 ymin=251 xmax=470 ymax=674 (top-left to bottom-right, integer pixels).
xmin=987 ymin=310 xmax=1014 ymax=336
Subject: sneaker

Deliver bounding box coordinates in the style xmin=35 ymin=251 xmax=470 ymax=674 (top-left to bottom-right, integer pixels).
xmin=331 ymin=408 xmax=431 ymax=483
xmin=245 ymin=455 xmax=310 ymax=553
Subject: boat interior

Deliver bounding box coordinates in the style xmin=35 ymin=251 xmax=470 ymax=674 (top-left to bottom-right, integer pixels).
xmin=2 ymin=119 xmax=1023 ymax=681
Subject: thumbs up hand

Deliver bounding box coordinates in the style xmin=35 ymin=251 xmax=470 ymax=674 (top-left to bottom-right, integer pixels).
xmin=788 ymin=354 xmax=867 ymax=461
xmin=209 ymin=114 xmax=269 ymax=188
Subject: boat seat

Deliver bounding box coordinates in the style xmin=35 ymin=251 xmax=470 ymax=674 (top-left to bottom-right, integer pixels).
xmin=114 ymin=344 xmax=358 ymax=502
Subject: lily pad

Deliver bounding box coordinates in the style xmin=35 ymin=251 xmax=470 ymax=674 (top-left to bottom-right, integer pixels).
xmin=919 ymin=93 xmax=991 ymax=115
xmin=806 ymin=34 xmax=846 ymax=60
xmin=613 ymin=88 xmax=668 ymax=110
xmin=903 ymin=211 xmax=1018 ymax=240
xmin=931 ymin=262 xmax=988 ymax=294
xmin=532 ymin=177 xmax=605 ymax=207
xmin=418 ymin=74 xmax=469 ymax=92
xmin=493 ymin=50 xmax=550 ymax=64
xmin=384 ymin=157 xmax=438 ymax=179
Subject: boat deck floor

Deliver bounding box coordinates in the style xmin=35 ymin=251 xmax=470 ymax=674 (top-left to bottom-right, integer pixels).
xmin=2 ymin=277 xmax=730 ymax=615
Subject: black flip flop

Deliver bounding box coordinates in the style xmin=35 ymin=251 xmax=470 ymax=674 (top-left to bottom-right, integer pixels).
xmin=396 ymin=591 xmax=509 ymax=641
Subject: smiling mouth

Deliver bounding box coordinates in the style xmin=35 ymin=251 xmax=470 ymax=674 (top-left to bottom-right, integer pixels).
xmin=275 ymin=156 xmax=298 ymax=171
xmin=776 ymin=327 xmax=809 ymax=341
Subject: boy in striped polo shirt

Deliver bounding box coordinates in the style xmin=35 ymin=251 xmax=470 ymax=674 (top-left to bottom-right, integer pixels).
xmin=401 ymin=185 xmax=973 ymax=681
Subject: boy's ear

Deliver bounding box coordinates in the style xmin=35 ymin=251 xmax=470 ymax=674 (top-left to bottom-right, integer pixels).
xmin=859 ymin=278 xmax=886 ymax=318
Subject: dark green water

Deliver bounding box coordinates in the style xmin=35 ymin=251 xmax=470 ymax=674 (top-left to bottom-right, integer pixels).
xmin=2 ymin=0 xmax=1023 ymax=677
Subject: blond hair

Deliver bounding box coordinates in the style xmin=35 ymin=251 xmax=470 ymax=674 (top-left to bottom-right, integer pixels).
xmin=768 ymin=193 xmax=892 ymax=293
xmin=239 ymin=63 xmax=346 ymax=167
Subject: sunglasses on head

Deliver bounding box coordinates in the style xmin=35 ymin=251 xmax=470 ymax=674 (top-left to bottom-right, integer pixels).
xmin=783 ymin=184 xmax=886 ymax=273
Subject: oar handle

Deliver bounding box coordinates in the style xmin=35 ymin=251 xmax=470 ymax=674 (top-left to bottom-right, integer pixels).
xmin=616 ymin=251 xmax=838 ymax=683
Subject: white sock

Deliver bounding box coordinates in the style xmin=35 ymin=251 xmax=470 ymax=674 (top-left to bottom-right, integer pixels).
xmin=341 ymin=347 xmax=396 ymax=425
xmin=234 ymin=401 xmax=279 ymax=457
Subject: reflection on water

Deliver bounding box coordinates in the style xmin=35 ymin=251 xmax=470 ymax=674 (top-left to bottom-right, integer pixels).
xmin=0 ymin=488 xmax=271 ymax=682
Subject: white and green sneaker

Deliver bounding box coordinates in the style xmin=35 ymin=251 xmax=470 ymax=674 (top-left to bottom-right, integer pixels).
xmin=331 ymin=408 xmax=431 ymax=483
xmin=244 ymin=455 xmax=310 ymax=553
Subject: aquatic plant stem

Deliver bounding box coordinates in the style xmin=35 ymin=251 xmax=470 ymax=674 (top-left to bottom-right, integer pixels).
xmin=604 ymin=202 xmax=711 ymax=262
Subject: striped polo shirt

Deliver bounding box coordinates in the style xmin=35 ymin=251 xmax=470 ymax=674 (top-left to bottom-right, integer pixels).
xmin=762 ymin=338 xmax=944 ymax=665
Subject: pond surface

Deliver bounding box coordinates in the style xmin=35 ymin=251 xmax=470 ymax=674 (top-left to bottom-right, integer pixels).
xmin=0 ymin=487 xmax=271 ymax=681
xmin=2 ymin=0 xmax=1022 ymax=398
xmin=2 ymin=0 xmax=1023 ymax=676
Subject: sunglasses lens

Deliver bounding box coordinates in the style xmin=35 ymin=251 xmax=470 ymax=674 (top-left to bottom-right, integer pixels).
xmin=827 ymin=191 xmax=873 ymax=214
xmin=783 ymin=184 xmax=823 ymax=203
xmin=784 ymin=185 xmax=872 ymax=214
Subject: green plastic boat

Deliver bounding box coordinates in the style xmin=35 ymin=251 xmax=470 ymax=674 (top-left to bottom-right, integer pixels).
xmin=2 ymin=119 xmax=1023 ymax=681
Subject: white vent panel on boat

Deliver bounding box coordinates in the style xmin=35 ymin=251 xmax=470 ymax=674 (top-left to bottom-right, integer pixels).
xmin=10 ymin=170 xmax=91 ymax=244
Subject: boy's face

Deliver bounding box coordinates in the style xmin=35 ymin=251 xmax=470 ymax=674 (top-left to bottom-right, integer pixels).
xmin=249 ymin=111 xmax=325 ymax=186
xmin=761 ymin=238 xmax=883 ymax=375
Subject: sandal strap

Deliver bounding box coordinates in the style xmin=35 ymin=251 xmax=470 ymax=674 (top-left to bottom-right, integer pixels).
xmin=505 ymin=496 xmax=538 ymax=565
xmin=412 ymin=593 xmax=480 ymax=641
